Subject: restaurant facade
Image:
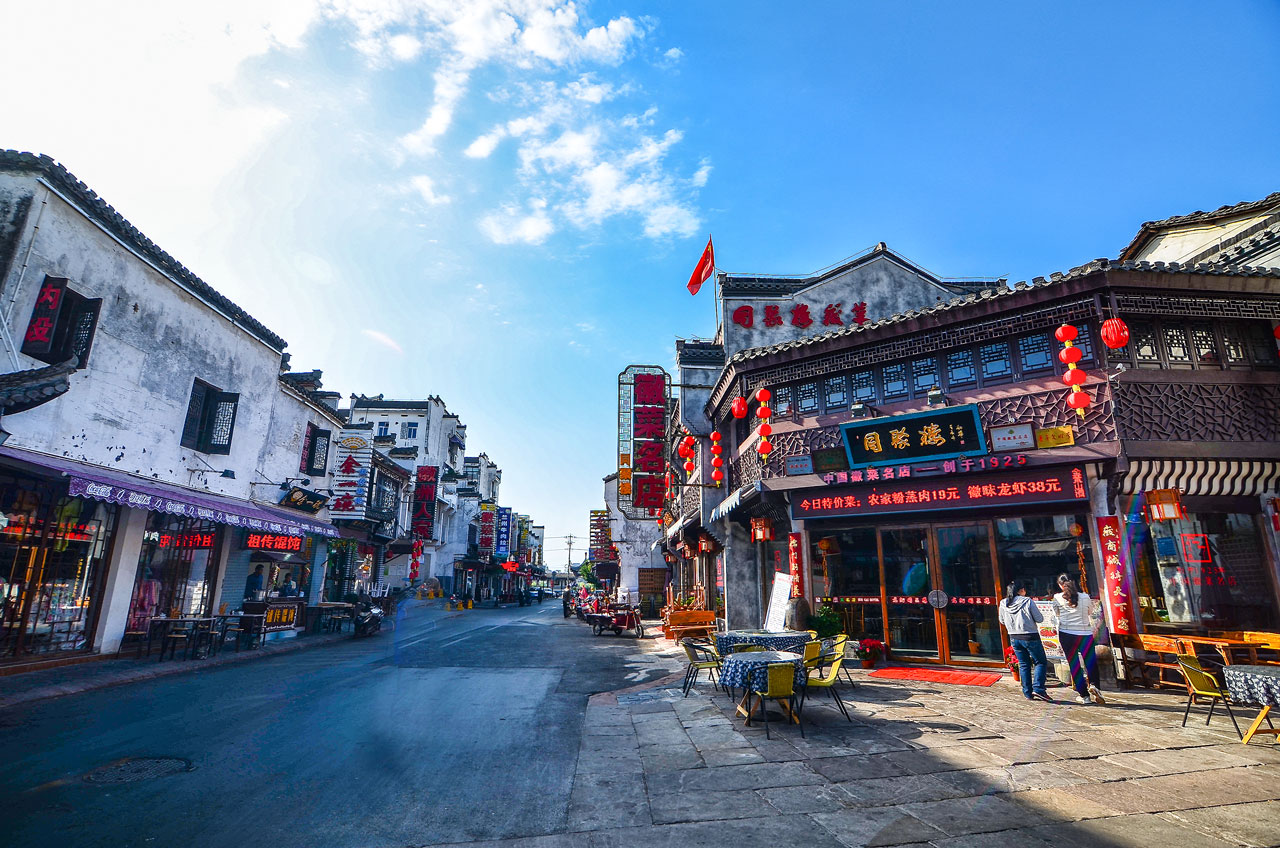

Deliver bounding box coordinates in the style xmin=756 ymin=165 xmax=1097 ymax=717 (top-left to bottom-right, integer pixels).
xmin=666 ymin=238 xmax=1280 ymax=669
xmin=0 ymin=151 xmax=343 ymax=669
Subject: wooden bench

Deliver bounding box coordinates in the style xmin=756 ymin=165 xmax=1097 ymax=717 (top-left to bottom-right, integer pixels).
xmin=664 ymin=610 xmax=716 ymax=642
xmin=1112 ymin=633 xmax=1185 ymax=689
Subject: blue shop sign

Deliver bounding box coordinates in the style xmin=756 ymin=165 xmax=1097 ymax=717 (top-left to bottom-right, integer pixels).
xmin=839 ymin=404 xmax=987 ymax=469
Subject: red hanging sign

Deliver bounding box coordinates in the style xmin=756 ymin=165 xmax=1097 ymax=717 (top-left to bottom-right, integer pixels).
xmin=1095 ymin=516 xmax=1136 ymax=635
xmin=787 ymin=532 xmax=805 ymax=599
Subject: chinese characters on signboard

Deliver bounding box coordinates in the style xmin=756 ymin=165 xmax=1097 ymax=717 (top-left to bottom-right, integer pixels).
xmin=839 ymin=405 xmax=987 ymax=468
xmin=589 ymin=509 xmax=616 ymax=561
xmin=329 ymin=430 xmax=373 ymax=519
xmin=496 ymin=506 xmax=512 ymax=559
xmin=787 ymin=532 xmax=805 ymax=599
xmin=411 ymin=466 xmax=438 ymax=541
xmin=730 ymin=301 xmax=868 ymax=330
xmin=794 ymin=466 xmax=1088 ymax=519
xmin=478 ymin=502 xmax=497 ymax=558
xmin=617 ymin=366 xmax=669 ymax=519
xmin=1095 ymin=516 xmax=1136 ymax=635
xmin=821 ymin=453 xmax=1029 ymax=486
xmin=245 ymin=533 xmax=304 ymax=552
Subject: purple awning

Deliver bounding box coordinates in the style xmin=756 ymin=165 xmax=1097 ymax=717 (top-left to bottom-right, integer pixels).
xmin=0 ymin=445 xmax=338 ymax=538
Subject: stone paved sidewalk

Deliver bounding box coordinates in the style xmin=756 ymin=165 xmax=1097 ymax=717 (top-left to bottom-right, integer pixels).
xmin=450 ymin=640 xmax=1280 ymax=848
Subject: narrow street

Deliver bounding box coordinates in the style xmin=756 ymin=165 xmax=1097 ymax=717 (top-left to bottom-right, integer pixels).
xmin=0 ymin=602 xmax=672 ymax=848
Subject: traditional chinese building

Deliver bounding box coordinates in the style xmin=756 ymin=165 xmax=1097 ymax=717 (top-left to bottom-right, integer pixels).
xmin=0 ymin=151 xmax=340 ymax=668
xmin=669 ymin=219 xmax=1280 ymax=669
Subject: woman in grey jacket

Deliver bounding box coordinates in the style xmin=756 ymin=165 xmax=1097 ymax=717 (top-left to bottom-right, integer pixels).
xmin=999 ymin=579 xmax=1051 ymax=701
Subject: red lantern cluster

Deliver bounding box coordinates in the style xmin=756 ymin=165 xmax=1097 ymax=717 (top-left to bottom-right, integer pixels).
xmin=1056 ymin=324 xmax=1090 ymax=418
xmin=1101 ymin=317 xmax=1130 ymax=350
xmin=709 ymin=430 xmax=723 ymax=485
xmin=755 ymin=387 xmax=773 ymax=460
xmin=678 ymin=433 xmax=697 ymax=474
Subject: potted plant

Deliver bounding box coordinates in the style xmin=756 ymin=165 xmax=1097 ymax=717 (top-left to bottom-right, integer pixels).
xmin=1004 ymin=645 xmax=1020 ymax=679
xmin=854 ymin=638 xmax=884 ymax=668
xmin=810 ymin=604 xmax=843 ymax=639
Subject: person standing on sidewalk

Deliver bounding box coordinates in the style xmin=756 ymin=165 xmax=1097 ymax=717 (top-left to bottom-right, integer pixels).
xmin=1054 ymin=573 xmax=1105 ymax=705
xmin=999 ymin=579 xmax=1051 ymax=702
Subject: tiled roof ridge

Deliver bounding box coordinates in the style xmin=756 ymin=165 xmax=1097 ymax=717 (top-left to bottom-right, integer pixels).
xmin=0 ymin=150 xmax=287 ymax=352
xmin=1121 ymin=191 xmax=1280 ymax=259
xmin=724 ymin=257 xmax=1280 ymax=367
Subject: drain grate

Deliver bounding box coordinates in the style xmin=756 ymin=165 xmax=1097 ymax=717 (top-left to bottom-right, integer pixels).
xmin=84 ymin=757 xmax=193 ymax=784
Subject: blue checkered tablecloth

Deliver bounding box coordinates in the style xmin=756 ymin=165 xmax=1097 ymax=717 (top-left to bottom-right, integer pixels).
xmin=715 ymin=629 xmax=811 ymax=657
xmin=1225 ymin=664 xmax=1280 ymax=707
xmin=718 ymin=650 xmax=806 ymax=693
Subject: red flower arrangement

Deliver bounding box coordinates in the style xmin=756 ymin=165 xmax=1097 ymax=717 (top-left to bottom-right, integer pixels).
xmin=1004 ymin=646 xmax=1020 ymax=676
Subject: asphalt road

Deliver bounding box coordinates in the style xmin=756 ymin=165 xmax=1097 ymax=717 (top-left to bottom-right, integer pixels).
xmin=0 ymin=601 xmax=666 ymax=848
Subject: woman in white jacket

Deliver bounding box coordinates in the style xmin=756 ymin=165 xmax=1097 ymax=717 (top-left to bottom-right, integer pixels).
xmin=1054 ymin=573 xmax=1105 ymax=705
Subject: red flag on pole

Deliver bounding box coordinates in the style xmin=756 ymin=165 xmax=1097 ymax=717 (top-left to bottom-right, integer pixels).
xmin=686 ymin=236 xmax=715 ymax=296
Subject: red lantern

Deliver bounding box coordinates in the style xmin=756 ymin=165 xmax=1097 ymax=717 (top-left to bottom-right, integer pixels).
xmin=1054 ymin=324 xmax=1078 ymax=343
xmin=1101 ymin=318 xmax=1130 ymax=350
xmin=1058 ymin=346 xmax=1082 ymax=364
xmin=684 ymin=460 xmax=695 ymax=473
xmin=756 ymin=405 xmax=772 ymax=419
xmin=711 ymin=469 xmax=724 ymax=482
xmin=711 ymin=457 xmax=723 ymax=468
xmin=755 ymin=388 xmax=771 ymax=404
xmin=710 ymin=444 xmax=722 ymax=455
xmin=682 ymin=435 xmax=695 ymax=447
xmin=730 ymin=397 xmax=748 ymax=418
xmin=758 ymin=422 xmax=773 ymax=437
xmin=710 ymin=430 xmax=722 ymax=441
xmin=757 ymin=440 xmax=772 ymax=455
xmin=1274 ymin=325 xmax=1280 ymax=340
xmin=1061 ymin=368 xmax=1087 ymax=386
xmin=1067 ymin=390 xmax=1091 ymax=410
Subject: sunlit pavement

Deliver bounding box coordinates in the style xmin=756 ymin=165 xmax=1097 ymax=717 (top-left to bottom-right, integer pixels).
xmin=6 ymin=609 xmax=1280 ymax=848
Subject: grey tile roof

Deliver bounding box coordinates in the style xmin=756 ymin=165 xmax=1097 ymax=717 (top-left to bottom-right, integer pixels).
xmin=725 ymin=257 xmax=1280 ymax=367
xmin=1120 ymin=191 xmax=1280 ymax=259
xmin=0 ymin=358 xmax=76 ymax=414
xmin=1 ymin=150 xmax=288 ymax=352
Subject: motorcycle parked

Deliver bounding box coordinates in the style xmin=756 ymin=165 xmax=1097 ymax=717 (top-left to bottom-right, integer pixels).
xmin=354 ymin=598 xmax=385 ymax=636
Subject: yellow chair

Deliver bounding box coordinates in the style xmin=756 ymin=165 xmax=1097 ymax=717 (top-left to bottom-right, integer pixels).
xmin=802 ymin=651 xmax=852 ymax=721
xmin=802 ymin=640 xmax=824 ymax=670
xmin=806 ymin=630 xmax=818 ymax=640
xmin=681 ymin=638 xmax=721 ymax=697
xmin=1176 ymin=654 xmax=1242 ymax=739
xmin=747 ymin=662 xmax=804 ymax=739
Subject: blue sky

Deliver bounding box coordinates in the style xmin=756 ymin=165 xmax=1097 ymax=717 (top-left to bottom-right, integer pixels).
xmin=3 ymin=1 xmax=1279 ymax=560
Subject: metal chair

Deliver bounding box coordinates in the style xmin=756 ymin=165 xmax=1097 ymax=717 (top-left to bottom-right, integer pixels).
xmin=680 ymin=638 xmax=721 ymax=697
xmin=1177 ymin=653 xmax=1242 ymax=739
xmin=801 ymin=651 xmax=852 ymax=721
xmin=747 ymin=662 xmax=804 ymax=739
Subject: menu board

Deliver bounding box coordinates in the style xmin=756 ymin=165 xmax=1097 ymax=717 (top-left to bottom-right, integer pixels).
xmin=764 ymin=572 xmax=794 ymax=632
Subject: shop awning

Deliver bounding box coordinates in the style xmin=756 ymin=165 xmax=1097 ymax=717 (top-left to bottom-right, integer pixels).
xmin=0 ymin=445 xmax=338 ymax=537
xmin=709 ymin=482 xmax=762 ymax=523
xmin=1119 ymin=459 xmax=1280 ymax=498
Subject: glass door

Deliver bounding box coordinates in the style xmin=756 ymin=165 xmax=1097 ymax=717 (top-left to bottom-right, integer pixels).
xmin=880 ymin=526 xmax=938 ymax=659
xmin=934 ymin=522 xmax=1002 ymax=663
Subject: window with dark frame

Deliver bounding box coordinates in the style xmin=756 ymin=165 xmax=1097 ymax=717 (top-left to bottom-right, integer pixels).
xmin=823 ymin=376 xmax=849 ymax=411
xmin=882 ymin=362 xmax=908 ymax=399
xmin=301 ymin=423 xmax=330 ymax=476
xmin=1016 ymin=333 xmax=1054 ymax=373
xmin=376 ymin=421 xmax=390 ymax=438
xmin=946 ymin=350 xmax=976 ymax=387
xmin=911 ymin=357 xmax=938 ymax=395
xmin=773 ymin=385 xmax=793 ymax=416
xmin=1163 ymin=325 xmax=1192 ymax=366
xmin=180 ymin=379 xmax=239 ymax=455
xmin=401 ymin=421 xmax=418 ymax=440
xmin=796 ymin=382 xmax=819 ymax=414
xmin=851 ymin=370 xmax=876 ymax=403
xmin=1190 ymin=324 xmax=1219 ymax=365
xmin=979 ymin=342 xmax=1012 ymax=382
xmin=1073 ymin=323 xmax=1094 ymax=364
xmin=20 ymin=275 xmax=102 ymax=369
xmin=1131 ymin=321 xmax=1161 ymax=367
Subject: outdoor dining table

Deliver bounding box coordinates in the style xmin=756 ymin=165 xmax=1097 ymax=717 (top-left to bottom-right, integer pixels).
xmin=1177 ymin=635 xmax=1268 ymax=667
xmin=1223 ymin=664 xmax=1280 ymax=745
xmin=715 ymin=629 xmax=811 ymax=657
xmin=213 ymin=612 xmax=266 ymax=650
xmin=146 ymin=616 xmax=215 ymax=659
xmin=718 ymin=650 xmax=808 ymax=726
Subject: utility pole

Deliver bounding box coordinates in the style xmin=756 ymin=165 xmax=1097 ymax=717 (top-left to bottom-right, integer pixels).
xmin=565 ymin=534 xmax=576 ymax=585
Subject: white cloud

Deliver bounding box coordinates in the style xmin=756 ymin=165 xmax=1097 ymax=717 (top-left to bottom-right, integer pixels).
xmin=479 ymin=199 xmax=554 ymax=245
xmin=692 ymin=159 xmax=712 ymax=187
xmin=464 ymin=129 xmax=506 ymax=158
xmin=664 ymin=47 xmax=683 ymax=62
xmin=362 ymin=328 xmax=404 ymax=354
xmin=408 ymin=174 xmax=451 ymax=204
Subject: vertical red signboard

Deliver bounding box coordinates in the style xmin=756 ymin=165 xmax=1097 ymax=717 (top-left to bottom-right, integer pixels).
xmin=631 ymin=372 xmax=667 ymax=514
xmin=21 ymin=275 xmax=67 ymax=359
xmin=787 ymin=532 xmax=805 ymax=599
xmin=412 ymin=466 xmax=438 ymax=541
xmin=1095 ymin=516 xmax=1135 ymax=635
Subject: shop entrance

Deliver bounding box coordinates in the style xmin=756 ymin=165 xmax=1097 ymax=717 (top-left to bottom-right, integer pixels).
xmin=881 ymin=521 xmax=1002 ymax=665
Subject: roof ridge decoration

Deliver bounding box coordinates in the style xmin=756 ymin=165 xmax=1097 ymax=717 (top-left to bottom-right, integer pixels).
xmin=0 ymin=150 xmax=288 ymax=352
xmin=1120 ymin=190 xmax=1280 ymax=260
